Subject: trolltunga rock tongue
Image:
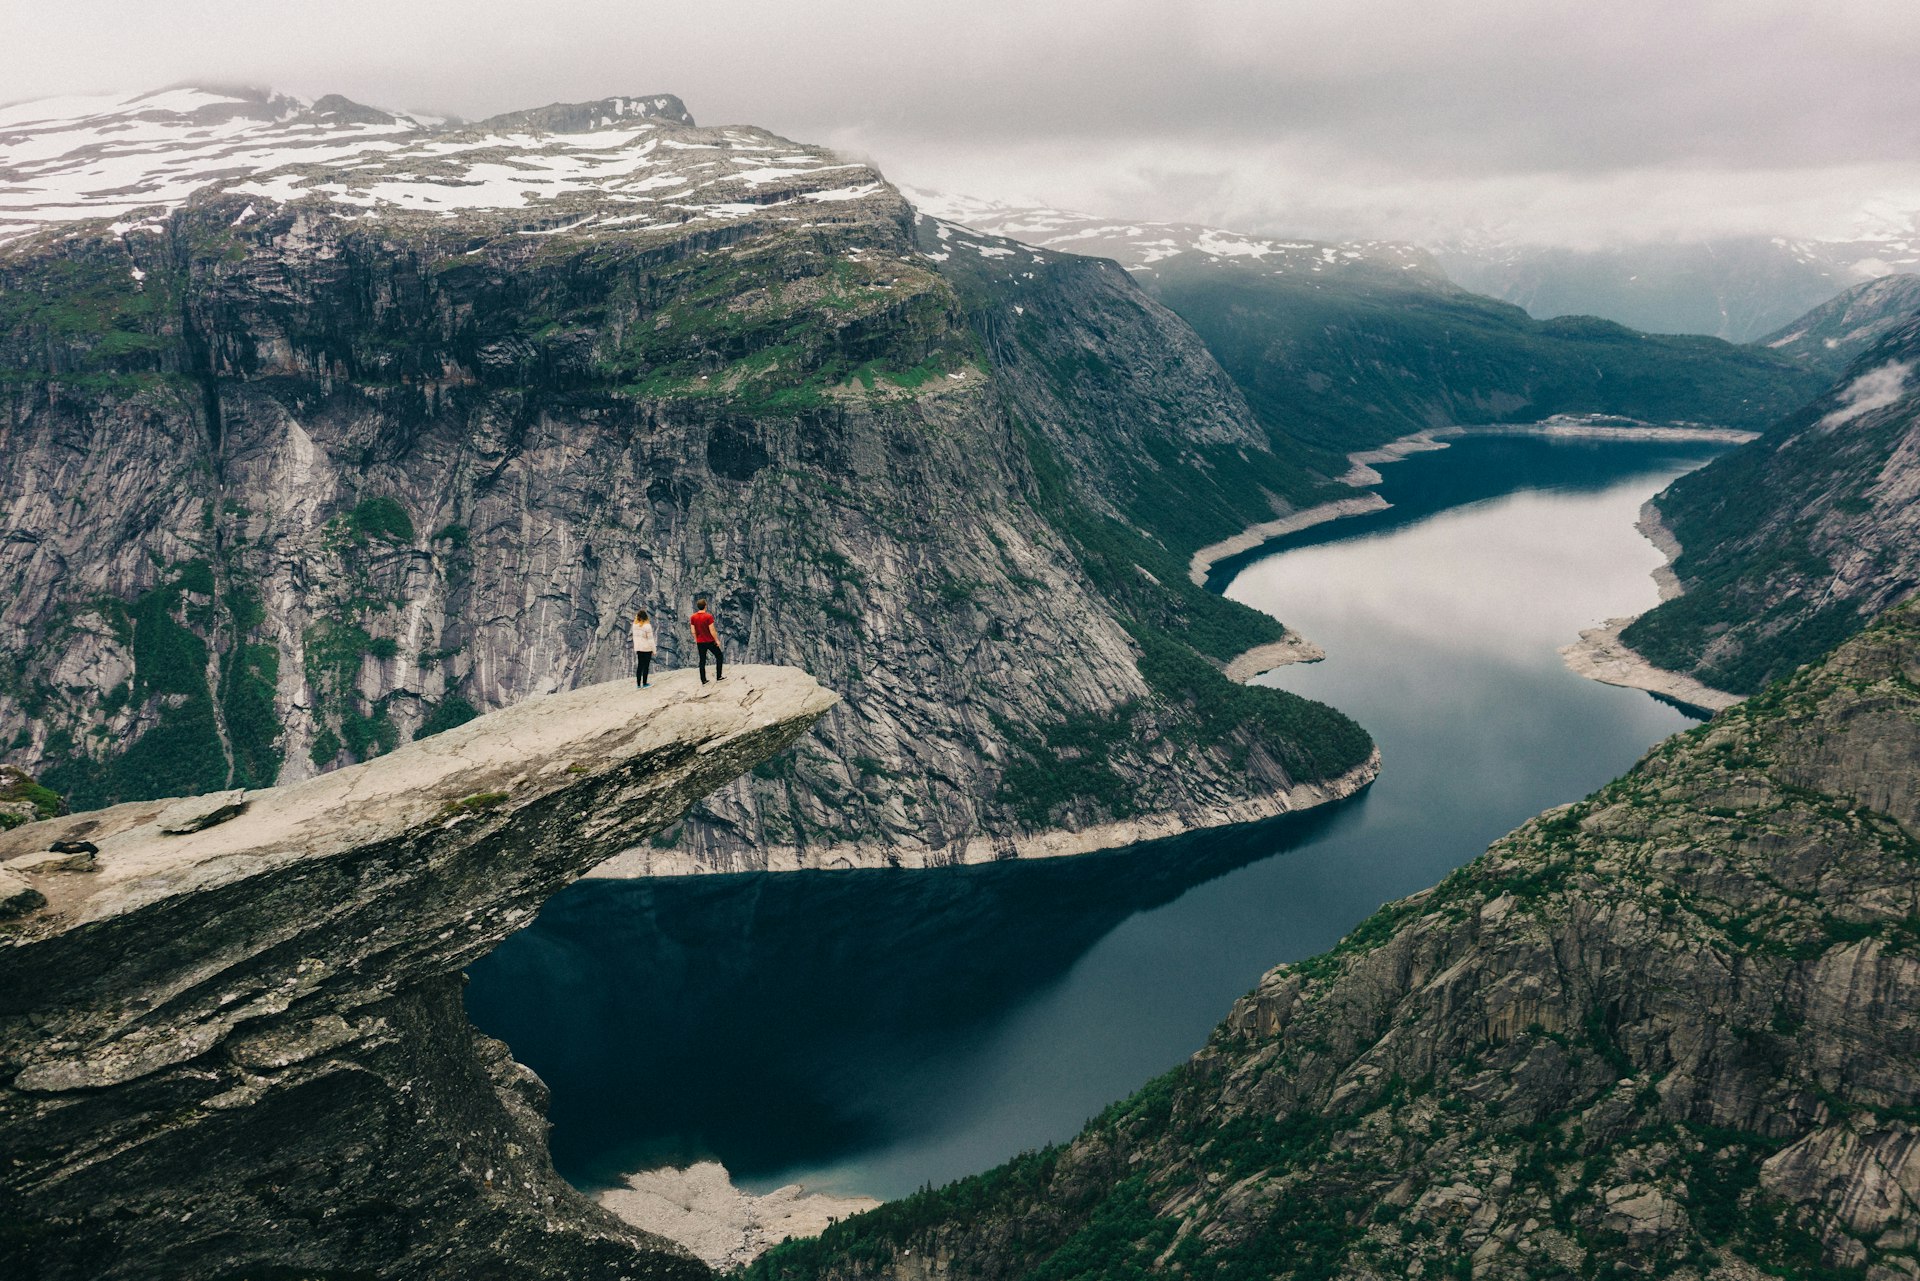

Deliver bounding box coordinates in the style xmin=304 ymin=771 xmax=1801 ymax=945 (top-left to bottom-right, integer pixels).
xmin=0 ymin=664 xmax=834 ymax=1281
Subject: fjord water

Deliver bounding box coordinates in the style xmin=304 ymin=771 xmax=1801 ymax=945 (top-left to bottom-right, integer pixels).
xmin=465 ymin=435 xmax=1723 ymax=1202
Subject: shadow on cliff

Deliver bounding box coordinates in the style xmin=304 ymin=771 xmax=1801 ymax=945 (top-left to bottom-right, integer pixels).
xmin=464 ymin=795 xmax=1366 ymax=1191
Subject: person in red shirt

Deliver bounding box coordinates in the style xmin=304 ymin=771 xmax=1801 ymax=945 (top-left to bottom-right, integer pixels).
xmin=690 ymin=598 xmax=724 ymax=683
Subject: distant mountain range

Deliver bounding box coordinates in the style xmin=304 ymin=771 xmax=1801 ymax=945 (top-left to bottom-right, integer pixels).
xmin=1433 ymin=216 xmax=1920 ymax=343
xmin=910 ymin=188 xmax=1920 ymax=345
xmin=905 ymin=188 xmax=1441 ymax=280
xmin=910 ymin=189 xmax=1826 ymax=461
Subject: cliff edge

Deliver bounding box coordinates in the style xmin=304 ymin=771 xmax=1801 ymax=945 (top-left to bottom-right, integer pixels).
xmin=0 ymin=665 xmax=835 ymax=1280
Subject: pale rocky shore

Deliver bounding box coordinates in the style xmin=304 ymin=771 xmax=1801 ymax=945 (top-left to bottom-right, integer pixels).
xmin=589 ymin=748 xmax=1381 ymax=877
xmin=1559 ymin=501 xmax=1745 ymax=712
xmin=1185 ymin=494 xmax=1390 ymax=585
xmin=1559 ymin=618 xmax=1744 ymax=713
xmin=1339 ymin=429 xmax=1454 ymax=485
xmin=1222 ymin=632 xmax=1327 ymax=682
xmin=597 ymin=1163 xmax=879 ymax=1271
xmin=1457 ymin=416 xmax=1758 ymax=444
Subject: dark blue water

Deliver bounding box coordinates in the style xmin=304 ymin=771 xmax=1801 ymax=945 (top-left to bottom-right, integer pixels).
xmin=466 ymin=434 xmax=1724 ymax=1202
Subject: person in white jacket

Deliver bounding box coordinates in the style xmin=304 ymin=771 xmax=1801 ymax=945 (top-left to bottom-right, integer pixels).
xmin=631 ymin=610 xmax=657 ymax=688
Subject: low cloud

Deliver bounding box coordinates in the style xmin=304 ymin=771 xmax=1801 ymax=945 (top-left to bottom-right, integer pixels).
xmin=1818 ymin=362 xmax=1915 ymax=431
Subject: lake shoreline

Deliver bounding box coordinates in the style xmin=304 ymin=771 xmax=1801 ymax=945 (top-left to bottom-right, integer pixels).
xmin=1557 ymin=501 xmax=1745 ymax=713
xmin=590 ymin=426 xmax=1741 ymax=880
xmin=1186 ymin=494 xmax=1389 ymax=586
xmin=596 ymin=1162 xmax=879 ymax=1272
xmin=1191 ymin=418 xmax=1758 ymax=586
xmin=587 ymin=747 xmax=1381 ymax=877
xmin=480 ymin=433 xmax=1722 ymax=1211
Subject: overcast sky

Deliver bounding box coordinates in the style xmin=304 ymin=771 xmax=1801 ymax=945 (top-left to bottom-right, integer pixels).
xmin=8 ymin=0 xmax=1920 ymax=246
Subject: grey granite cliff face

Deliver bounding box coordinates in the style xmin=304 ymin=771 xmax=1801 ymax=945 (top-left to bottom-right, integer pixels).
xmin=0 ymin=91 xmax=1373 ymax=869
xmin=747 ymin=606 xmax=1920 ymax=1281
xmin=0 ymin=664 xmax=834 ymax=1279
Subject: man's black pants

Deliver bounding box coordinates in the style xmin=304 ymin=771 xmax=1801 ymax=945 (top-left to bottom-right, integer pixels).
xmin=698 ymin=641 xmax=724 ymax=682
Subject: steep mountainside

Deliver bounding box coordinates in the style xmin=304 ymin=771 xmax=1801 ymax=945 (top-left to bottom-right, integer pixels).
xmin=750 ymin=602 xmax=1920 ymax=1281
xmin=1623 ymin=318 xmax=1920 ymax=693
xmin=915 ymin=192 xmax=1826 ymax=459
xmin=1758 ymin=273 xmax=1920 ymax=376
xmin=0 ymin=665 xmax=832 ymax=1280
xmin=0 ymin=87 xmax=1372 ymax=868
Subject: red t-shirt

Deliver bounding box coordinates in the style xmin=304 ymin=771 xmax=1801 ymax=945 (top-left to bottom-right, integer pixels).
xmin=690 ymin=610 xmax=717 ymax=644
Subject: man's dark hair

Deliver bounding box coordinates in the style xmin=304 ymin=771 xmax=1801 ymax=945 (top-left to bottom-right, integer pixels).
xmin=696 ymin=598 xmax=709 ymax=609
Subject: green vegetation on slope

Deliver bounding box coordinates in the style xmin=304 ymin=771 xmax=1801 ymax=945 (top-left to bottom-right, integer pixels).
xmin=555 ymin=234 xmax=978 ymax=411
xmin=0 ymin=766 xmax=63 ymax=830
xmin=41 ymin=564 xmax=231 ymax=808
xmin=218 ymin=587 xmax=283 ymax=789
xmin=998 ymin=298 xmax=1341 ymax=557
xmin=995 ymin=425 xmax=1372 ymax=825
xmin=345 ymin=495 xmax=416 ymax=544
xmin=1621 ymin=321 xmax=1920 ymax=693
xmin=932 ymin=231 xmax=1345 ymax=564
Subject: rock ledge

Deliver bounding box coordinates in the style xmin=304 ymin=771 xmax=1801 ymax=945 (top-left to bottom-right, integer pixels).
xmin=0 ymin=665 xmax=834 ymax=1281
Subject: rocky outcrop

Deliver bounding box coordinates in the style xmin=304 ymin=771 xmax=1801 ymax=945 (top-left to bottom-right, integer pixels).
xmin=0 ymin=765 xmax=61 ymax=832
xmin=0 ymin=665 xmax=834 ymax=1280
xmin=747 ymin=605 xmax=1920 ymax=1281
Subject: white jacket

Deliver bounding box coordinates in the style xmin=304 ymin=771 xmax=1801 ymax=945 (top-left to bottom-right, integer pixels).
xmin=631 ymin=620 xmax=656 ymax=652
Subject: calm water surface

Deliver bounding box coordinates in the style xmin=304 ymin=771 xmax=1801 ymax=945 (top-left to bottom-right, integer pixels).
xmin=466 ymin=435 xmax=1724 ymax=1202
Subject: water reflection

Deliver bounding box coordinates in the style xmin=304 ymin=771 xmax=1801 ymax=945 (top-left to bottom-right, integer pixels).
xmin=465 ymin=803 xmax=1355 ymax=1194
xmin=467 ymin=435 xmax=1725 ymax=1201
